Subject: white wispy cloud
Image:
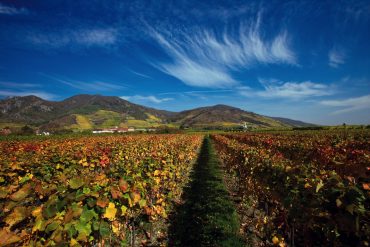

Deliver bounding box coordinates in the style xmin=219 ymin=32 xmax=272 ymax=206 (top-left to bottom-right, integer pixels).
xmin=328 ymin=47 xmax=346 ymax=68
xmin=0 ymin=3 xmax=28 ymax=15
xmin=320 ymin=94 xmax=370 ymax=114
xmin=42 ymin=74 xmax=125 ymax=91
xmin=158 ymin=89 xmax=233 ymax=96
xmin=147 ymin=10 xmax=296 ymax=88
xmin=120 ymin=95 xmax=173 ymax=104
xmin=148 ymin=29 xmax=237 ymax=88
xmin=0 ymin=90 xmax=56 ymax=100
xmin=0 ymin=81 xmax=41 ymax=88
xmin=29 ymin=28 xmax=118 ymax=48
xmin=127 ymin=69 xmax=152 ymax=79
xmin=271 ymin=31 xmax=296 ymax=63
xmin=239 ymin=78 xmax=333 ymax=99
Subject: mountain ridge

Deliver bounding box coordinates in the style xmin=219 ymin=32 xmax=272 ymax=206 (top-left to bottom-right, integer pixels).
xmin=0 ymin=94 xmax=314 ymax=130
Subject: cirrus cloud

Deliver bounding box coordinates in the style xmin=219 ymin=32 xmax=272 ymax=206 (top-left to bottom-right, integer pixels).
xmin=120 ymin=95 xmax=173 ymax=104
xmin=320 ymin=94 xmax=370 ymax=114
xmin=239 ymin=78 xmax=334 ymax=99
xmin=0 ymin=3 xmax=28 ymax=15
xmin=328 ymin=47 xmax=346 ymax=68
xmin=147 ymin=10 xmax=296 ymax=89
xmin=28 ymin=28 xmax=118 ymax=48
xmin=41 ymin=74 xmax=125 ymax=92
xmin=0 ymin=90 xmax=56 ymax=100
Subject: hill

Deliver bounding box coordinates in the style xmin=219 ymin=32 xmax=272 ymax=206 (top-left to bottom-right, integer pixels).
xmin=270 ymin=117 xmax=316 ymax=127
xmin=171 ymin=104 xmax=288 ymax=128
xmin=0 ymin=94 xmax=312 ymax=131
xmin=0 ymin=95 xmax=172 ymax=130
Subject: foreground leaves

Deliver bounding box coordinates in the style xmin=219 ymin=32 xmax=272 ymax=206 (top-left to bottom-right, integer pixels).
xmin=9 ymin=183 xmax=31 ymax=201
xmin=0 ymin=134 xmax=202 ymax=246
xmin=5 ymin=206 xmax=28 ymax=228
xmin=0 ymin=228 xmax=22 ymax=246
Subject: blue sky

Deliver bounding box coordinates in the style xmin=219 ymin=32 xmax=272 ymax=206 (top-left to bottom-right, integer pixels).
xmin=0 ymin=0 xmax=369 ymax=125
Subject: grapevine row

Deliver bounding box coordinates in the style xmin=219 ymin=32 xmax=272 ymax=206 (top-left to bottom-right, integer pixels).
xmin=211 ymin=133 xmax=369 ymax=246
xmin=222 ymin=132 xmax=369 ymax=179
xmin=0 ymin=134 xmax=202 ymax=246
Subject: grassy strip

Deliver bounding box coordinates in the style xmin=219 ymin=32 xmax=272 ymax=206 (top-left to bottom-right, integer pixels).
xmin=169 ymin=136 xmax=243 ymax=246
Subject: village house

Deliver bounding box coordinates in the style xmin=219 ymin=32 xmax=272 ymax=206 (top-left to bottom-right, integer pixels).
xmin=92 ymin=127 xmax=132 ymax=134
xmin=92 ymin=128 xmax=115 ymax=134
xmin=36 ymin=129 xmax=50 ymax=136
xmin=116 ymin=127 xmax=128 ymax=133
xmin=91 ymin=126 xmax=160 ymax=134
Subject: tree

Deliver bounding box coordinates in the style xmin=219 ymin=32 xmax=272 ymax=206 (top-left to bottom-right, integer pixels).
xmin=20 ymin=125 xmax=34 ymax=135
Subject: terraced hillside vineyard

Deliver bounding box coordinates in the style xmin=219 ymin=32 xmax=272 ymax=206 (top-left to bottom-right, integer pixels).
xmin=211 ymin=130 xmax=370 ymax=246
xmin=0 ymin=134 xmax=202 ymax=246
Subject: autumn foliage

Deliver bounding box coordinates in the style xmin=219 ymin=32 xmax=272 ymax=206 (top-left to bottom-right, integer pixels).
xmin=0 ymin=134 xmax=202 ymax=246
xmin=212 ymin=131 xmax=369 ymax=246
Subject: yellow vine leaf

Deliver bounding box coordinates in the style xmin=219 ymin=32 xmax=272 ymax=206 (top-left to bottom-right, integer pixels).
xmin=32 ymin=216 xmax=45 ymax=233
xmin=32 ymin=206 xmax=43 ymax=217
xmin=104 ymin=202 xmax=117 ymax=221
xmin=316 ymin=180 xmax=324 ymax=193
xmin=272 ymin=236 xmax=279 ymax=245
xmin=70 ymin=238 xmax=79 ymax=246
xmin=112 ymin=221 xmax=119 ymax=236
xmin=121 ymin=205 xmax=128 ymax=216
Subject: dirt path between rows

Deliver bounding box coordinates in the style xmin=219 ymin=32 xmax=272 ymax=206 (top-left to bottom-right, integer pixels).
xmin=168 ymin=136 xmax=244 ymax=247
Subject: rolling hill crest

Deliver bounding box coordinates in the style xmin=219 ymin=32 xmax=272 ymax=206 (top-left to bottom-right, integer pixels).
xmin=0 ymin=94 xmax=312 ymax=130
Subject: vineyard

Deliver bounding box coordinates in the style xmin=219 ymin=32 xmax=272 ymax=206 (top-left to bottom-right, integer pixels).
xmin=0 ymin=134 xmax=202 ymax=246
xmin=211 ymin=130 xmax=370 ymax=246
xmin=0 ymin=130 xmax=369 ymax=246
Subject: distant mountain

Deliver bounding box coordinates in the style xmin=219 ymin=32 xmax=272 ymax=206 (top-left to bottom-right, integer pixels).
xmin=171 ymin=104 xmax=288 ymax=128
xmin=0 ymin=95 xmax=58 ymax=124
xmin=0 ymin=95 xmax=173 ymax=130
xmin=270 ymin=117 xmax=316 ymax=127
xmin=0 ymin=94 xmax=312 ymax=130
